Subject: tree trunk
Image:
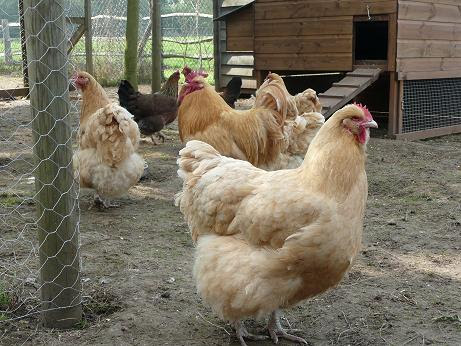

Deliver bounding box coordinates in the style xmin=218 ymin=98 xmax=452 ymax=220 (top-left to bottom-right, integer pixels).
xmin=125 ymin=0 xmax=139 ymax=90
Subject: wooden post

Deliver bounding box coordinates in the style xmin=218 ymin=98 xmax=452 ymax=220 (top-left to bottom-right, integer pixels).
xmin=2 ymin=20 xmax=13 ymax=64
xmin=84 ymin=0 xmax=93 ymax=75
xmin=18 ymin=0 xmax=29 ymax=87
xmin=151 ymin=0 xmax=162 ymax=92
xmin=388 ymin=72 xmax=398 ymax=138
xmin=212 ymin=0 xmax=220 ymax=90
xmin=23 ymin=0 xmax=82 ymax=329
xmin=125 ymin=0 xmax=139 ymax=90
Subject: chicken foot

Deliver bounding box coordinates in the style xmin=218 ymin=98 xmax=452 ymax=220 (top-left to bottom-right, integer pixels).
xmin=233 ymin=321 xmax=269 ymax=346
xmin=267 ymin=310 xmax=307 ymax=345
xmin=150 ymin=131 xmax=168 ymax=145
xmin=92 ymin=194 xmax=120 ymax=209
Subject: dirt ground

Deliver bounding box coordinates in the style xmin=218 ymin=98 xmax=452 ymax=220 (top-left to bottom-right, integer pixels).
xmin=0 ymin=87 xmax=460 ymax=346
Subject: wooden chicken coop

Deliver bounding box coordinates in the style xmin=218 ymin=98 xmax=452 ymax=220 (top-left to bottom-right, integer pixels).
xmin=213 ymin=0 xmax=461 ymax=139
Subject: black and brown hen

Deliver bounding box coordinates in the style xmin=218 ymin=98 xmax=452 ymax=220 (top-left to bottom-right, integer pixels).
xmin=118 ymin=70 xmax=180 ymax=144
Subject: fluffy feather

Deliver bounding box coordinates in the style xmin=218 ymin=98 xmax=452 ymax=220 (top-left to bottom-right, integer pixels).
xmin=72 ymin=71 xmax=144 ymax=206
xmin=176 ymin=104 xmax=377 ymax=344
xmin=177 ymin=73 xmax=291 ymax=168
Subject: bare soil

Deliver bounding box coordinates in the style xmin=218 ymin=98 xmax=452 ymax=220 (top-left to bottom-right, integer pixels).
xmin=0 ymin=87 xmax=460 ymax=346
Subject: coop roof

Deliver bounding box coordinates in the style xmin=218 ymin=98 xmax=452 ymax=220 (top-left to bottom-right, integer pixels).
xmin=215 ymin=0 xmax=254 ymax=21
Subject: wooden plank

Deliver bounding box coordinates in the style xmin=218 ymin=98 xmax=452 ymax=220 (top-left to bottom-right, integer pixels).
xmin=18 ymin=0 xmax=29 ymax=87
xmin=388 ymin=71 xmax=399 ymax=137
xmin=221 ymin=52 xmax=254 ymax=65
xmin=66 ymin=16 xmax=84 ymax=25
xmin=0 ymin=87 xmax=29 ymax=99
xmin=396 ymin=57 xmax=461 ymax=72
xmin=213 ymin=0 xmax=221 ymax=90
xmin=348 ymin=68 xmax=383 ymax=76
xmin=398 ymin=69 xmax=461 ymax=80
xmin=398 ymin=1 xmax=461 ymax=23
xmin=255 ymin=17 xmax=352 ymax=37
xmin=227 ymin=36 xmax=253 ymax=51
xmin=255 ymin=52 xmax=352 ymax=70
xmin=84 ymin=0 xmax=93 ymax=75
xmin=255 ymin=1 xmax=397 ymax=20
xmin=397 ymin=40 xmax=461 ymax=58
xmin=227 ymin=19 xmax=253 ymax=37
xmin=221 ymin=65 xmax=254 ymax=77
xmin=254 ymin=35 xmax=352 ymax=54
xmin=398 ymin=80 xmax=404 ymax=133
xmin=388 ymin=12 xmax=397 ymax=71
xmin=319 ymin=68 xmax=382 ymax=118
xmin=398 ymin=20 xmax=461 ymax=41
xmin=395 ymin=125 xmax=461 ymax=140
xmin=321 ymin=86 xmax=357 ymax=97
xmin=67 ymin=24 xmax=85 ymax=54
xmin=220 ymin=75 xmax=256 ymax=89
xmin=408 ymin=0 xmax=461 ymax=5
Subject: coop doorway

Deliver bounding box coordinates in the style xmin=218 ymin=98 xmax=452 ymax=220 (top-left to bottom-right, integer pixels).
xmin=354 ymin=19 xmax=389 ymax=64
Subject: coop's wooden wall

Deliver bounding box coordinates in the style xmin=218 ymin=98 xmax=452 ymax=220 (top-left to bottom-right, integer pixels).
xmin=254 ymin=0 xmax=397 ymax=71
xmin=226 ymin=6 xmax=254 ymax=51
xmin=397 ymin=0 xmax=461 ymax=80
xmin=216 ymin=1 xmax=257 ymax=92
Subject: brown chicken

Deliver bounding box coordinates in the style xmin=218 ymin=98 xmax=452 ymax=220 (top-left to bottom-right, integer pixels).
xmin=117 ymin=71 xmax=180 ymax=144
xmin=175 ymin=103 xmax=377 ymax=345
xmin=71 ymin=71 xmax=144 ymax=208
xmin=177 ymin=68 xmax=295 ymax=168
xmin=256 ymin=73 xmax=325 ymax=170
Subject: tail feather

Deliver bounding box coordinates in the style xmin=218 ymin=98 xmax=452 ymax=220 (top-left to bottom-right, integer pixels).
xmin=117 ymin=80 xmax=138 ymax=113
xmin=175 ymin=140 xmax=222 ymax=205
xmin=83 ymin=104 xmax=140 ymax=166
xmin=254 ymin=76 xmax=296 ymax=127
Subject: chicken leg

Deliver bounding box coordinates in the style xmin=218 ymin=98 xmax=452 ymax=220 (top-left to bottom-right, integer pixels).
xmin=92 ymin=194 xmax=120 ymax=209
xmin=267 ymin=310 xmax=307 ymax=344
xmin=233 ymin=321 xmax=269 ymax=346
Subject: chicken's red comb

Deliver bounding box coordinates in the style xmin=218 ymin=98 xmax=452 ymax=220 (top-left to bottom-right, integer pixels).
xmin=353 ymin=102 xmax=373 ymax=120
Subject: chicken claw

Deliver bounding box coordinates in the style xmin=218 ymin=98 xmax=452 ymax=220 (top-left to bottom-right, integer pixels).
xmin=268 ymin=311 xmax=307 ymax=345
xmin=233 ymin=321 xmax=269 ymax=346
xmin=92 ymin=194 xmax=120 ymax=209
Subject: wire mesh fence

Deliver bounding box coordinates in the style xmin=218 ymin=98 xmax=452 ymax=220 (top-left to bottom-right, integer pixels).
xmin=402 ymin=78 xmax=461 ymax=134
xmin=1 ymin=0 xmax=82 ymax=331
xmin=1 ymin=0 xmax=214 ymax=88
xmin=1 ymin=0 xmax=213 ymax=334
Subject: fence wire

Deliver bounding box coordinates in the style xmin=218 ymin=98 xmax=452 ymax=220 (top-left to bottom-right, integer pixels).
xmin=1 ymin=0 xmax=214 ymax=88
xmin=402 ymin=78 xmax=461 ymax=133
xmin=0 ymin=0 xmax=82 ymax=336
xmin=0 ymin=0 xmax=213 ymax=339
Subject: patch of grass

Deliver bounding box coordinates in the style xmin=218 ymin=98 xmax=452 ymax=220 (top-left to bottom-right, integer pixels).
xmin=2 ymin=37 xmax=215 ymax=87
xmin=0 ymin=285 xmax=11 ymax=308
xmin=433 ymin=314 xmax=461 ymax=329
xmin=0 ymin=194 xmax=22 ymax=207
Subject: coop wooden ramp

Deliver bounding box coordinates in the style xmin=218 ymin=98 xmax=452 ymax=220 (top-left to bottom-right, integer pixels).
xmin=318 ymin=68 xmax=382 ymax=119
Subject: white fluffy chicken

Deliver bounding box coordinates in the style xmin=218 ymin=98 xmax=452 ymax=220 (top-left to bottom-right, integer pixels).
xmin=72 ymin=71 xmax=144 ymax=208
xmin=176 ymin=103 xmax=377 ymax=345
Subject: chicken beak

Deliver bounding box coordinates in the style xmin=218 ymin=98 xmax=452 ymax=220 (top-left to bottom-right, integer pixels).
xmin=364 ymin=120 xmax=378 ymax=129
